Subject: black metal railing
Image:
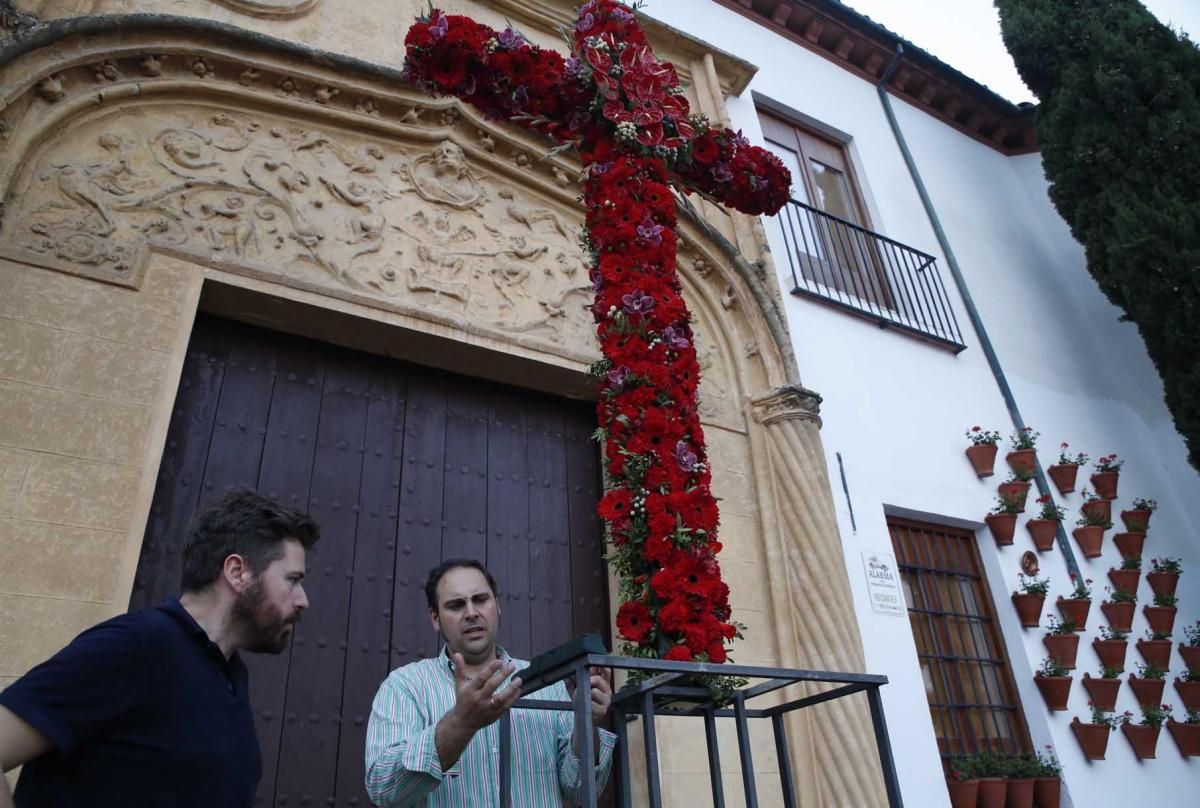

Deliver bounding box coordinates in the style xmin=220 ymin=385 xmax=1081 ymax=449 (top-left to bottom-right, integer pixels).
xmin=498 ymin=638 xmax=902 ymax=807
xmin=772 ymin=199 xmax=966 ymax=352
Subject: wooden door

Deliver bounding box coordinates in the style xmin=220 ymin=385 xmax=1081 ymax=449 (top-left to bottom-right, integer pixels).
xmin=130 ymin=314 xmax=608 ymax=806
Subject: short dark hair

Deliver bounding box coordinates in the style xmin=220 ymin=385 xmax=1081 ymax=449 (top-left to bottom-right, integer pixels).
xmin=424 ymin=559 xmax=498 ymax=611
xmin=180 ymin=489 xmax=320 ymax=593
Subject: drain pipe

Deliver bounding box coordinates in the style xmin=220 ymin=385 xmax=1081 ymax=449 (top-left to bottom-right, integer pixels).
xmin=876 ymin=45 xmax=1081 ymax=581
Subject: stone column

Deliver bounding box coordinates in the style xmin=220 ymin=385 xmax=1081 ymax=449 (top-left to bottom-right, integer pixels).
xmin=749 ymin=385 xmax=887 ymax=807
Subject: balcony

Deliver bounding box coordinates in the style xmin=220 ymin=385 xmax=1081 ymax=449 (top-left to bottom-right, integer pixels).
xmin=772 ymin=199 xmax=967 ymax=352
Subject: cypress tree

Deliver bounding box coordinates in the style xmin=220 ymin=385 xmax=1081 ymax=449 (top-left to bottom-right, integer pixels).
xmin=995 ymin=0 xmax=1200 ymax=469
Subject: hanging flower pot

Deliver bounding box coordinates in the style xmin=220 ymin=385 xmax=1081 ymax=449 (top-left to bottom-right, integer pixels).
xmin=947 ymin=779 xmax=979 ymax=808
xmin=1072 ymin=526 xmax=1104 ymax=559
xmin=966 ymin=443 xmax=999 ymax=477
xmin=1081 ymin=498 xmax=1112 ymax=524
xmin=1071 ymin=717 xmax=1111 ymax=760
xmin=1137 ymin=638 xmax=1172 ymax=669
xmin=1056 ymin=597 xmax=1090 ymax=631
xmin=1035 ymin=674 xmax=1072 ymax=711
xmin=1047 ymin=463 xmax=1077 ymax=495
xmin=1176 ymin=677 xmax=1200 ymax=711
xmin=1181 ymin=643 xmax=1200 ymax=673
xmin=1121 ymin=509 xmax=1152 ymax=532
xmin=1033 ymin=777 xmax=1061 ymax=808
xmin=977 ymin=777 xmax=1006 ymax=808
xmin=1083 ymin=673 xmax=1121 ymax=710
xmin=1090 ymin=471 xmax=1119 ymax=500
xmin=1092 ymin=638 xmax=1128 ymax=670
xmin=1143 ymin=606 xmax=1177 ymax=637
xmin=1113 ymin=531 xmax=1146 ymax=560
xmin=1146 ymin=571 xmax=1179 ymax=598
xmin=1011 ymin=592 xmax=1045 ymax=627
xmin=1100 ymin=601 xmax=1135 ymax=632
xmin=1167 ymin=719 xmax=1200 ymax=756
xmin=1026 ymin=518 xmax=1057 ymax=551
xmin=1107 ymin=567 xmax=1140 ymax=594
xmin=1007 ymin=448 xmax=1037 ymax=476
xmin=1121 ymin=723 xmax=1160 ymax=759
xmin=1004 ymin=777 xmax=1034 ymax=808
xmin=1044 ymin=633 xmax=1080 ymax=669
xmin=998 ymin=480 xmax=1030 ymax=512
xmin=986 ymin=512 xmax=1018 ymax=545
xmin=1128 ymin=674 xmax=1165 ymax=707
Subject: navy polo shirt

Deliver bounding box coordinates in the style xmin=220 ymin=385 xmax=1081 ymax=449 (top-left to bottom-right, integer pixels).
xmin=0 ymin=599 xmax=261 ymax=807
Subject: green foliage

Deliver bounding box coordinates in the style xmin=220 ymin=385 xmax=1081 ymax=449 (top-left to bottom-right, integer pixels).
xmin=996 ymin=0 xmax=1200 ymax=470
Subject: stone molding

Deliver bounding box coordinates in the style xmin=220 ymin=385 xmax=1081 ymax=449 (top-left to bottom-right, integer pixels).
xmin=750 ymin=384 xmax=823 ymax=427
xmin=210 ymin=0 xmax=320 ymax=19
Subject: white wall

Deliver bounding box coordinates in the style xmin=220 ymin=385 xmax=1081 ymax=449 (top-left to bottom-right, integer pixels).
xmin=650 ymin=2 xmax=1200 ymax=805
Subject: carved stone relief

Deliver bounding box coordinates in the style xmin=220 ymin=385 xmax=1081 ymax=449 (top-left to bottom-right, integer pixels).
xmin=209 ymin=0 xmax=320 ymax=19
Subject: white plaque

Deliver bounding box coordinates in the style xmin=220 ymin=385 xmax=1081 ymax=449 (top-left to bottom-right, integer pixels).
xmin=863 ymin=551 xmax=905 ymax=616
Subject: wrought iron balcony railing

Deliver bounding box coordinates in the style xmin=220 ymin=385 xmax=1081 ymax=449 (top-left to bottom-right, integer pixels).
xmin=773 ymin=199 xmax=966 ymax=352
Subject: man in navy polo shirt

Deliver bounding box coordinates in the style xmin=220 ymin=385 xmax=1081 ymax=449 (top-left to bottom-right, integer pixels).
xmin=0 ymin=489 xmax=319 ymax=807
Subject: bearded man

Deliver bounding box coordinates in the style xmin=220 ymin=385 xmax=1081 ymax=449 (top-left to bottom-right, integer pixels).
xmin=0 ymin=489 xmax=319 ymax=808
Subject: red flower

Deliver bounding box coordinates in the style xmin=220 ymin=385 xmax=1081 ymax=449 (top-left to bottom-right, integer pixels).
xmin=617 ymin=601 xmax=653 ymax=643
xmin=664 ymin=645 xmax=693 ymax=662
xmin=598 ymin=489 xmax=633 ymax=520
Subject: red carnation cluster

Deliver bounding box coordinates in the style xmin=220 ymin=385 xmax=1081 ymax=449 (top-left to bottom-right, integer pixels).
xmin=402 ymin=0 xmax=791 ymax=666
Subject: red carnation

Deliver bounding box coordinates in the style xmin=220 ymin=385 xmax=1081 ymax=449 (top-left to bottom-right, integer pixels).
xmin=616 ymin=601 xmax=654 ymax=643
xmin=664 ymin=645 xmax=693 ymax=662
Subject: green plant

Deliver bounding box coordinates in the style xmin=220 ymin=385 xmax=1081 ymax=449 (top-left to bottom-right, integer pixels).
xmin=991 ymin=493 xmax=1023 ymax=515
xmin=1045 ymin=615 xmax=1076 ymax=635
xmin=1034 ymin=746 xmax=1061 ymax=777
xmin=1120 ymin=555 xmax=1142 ymax=571
xmin=1038 ymin=657 xmax=1070 ymax=677
xmin=1018 ymin=574 xmax=1050 ymax=597
xmin=1185 ymin=620 xmax=1200 ymax=647
xmin=1153 ymin=592 xmax=1178 ymax=609
xmin=966 ymin=426 xmax=1001 ymax=446
xmin=1101 ymin=664 xmax=1124 ymax=679
xmin=1003 ymin=754 xmax=1040 ymax=779
xmin=1099 ymin=624 xmax=1129 ymax=641
xmin=1138 ymin=703 xmax=1172 ymax=728
xmin=1105 ymin=585 xmax=1136 ymax=603
xmin=947 ymin=752 xmax=978 ymax=781
xmin=1075 ymin=494 xmax=1112 ymax=528
xmin=1094 ymin=454 xmax=1124 ymax=473
xmin=1056 ymin=443 xmax=1088 ymax=467
xmin=1010 ymin=427 xmax=1039 ymax=451
xmin=1182 ymin=669 xmax=1200 ymax=684
xmin=1035 ymin=494 xmax=1065 ymax=521
xmin=969 ymin=749 xmax=1006 ymax=778
xmin=1008 ymin=466 xmax=1035 ymax=482
xmin=1130 ymin=498 xmax=1159 ymax=512
xmin=1135 ymin=662 xmax=1168 ymax=681
xmin=1186 ymin=708 xmax=1200 ymax=725
xmin=1145 ymin=628 xmax=1172 ymax=641
xmin=1088 ymin=701 xmax=1130 ymax=730
xmin=1068 ymin=573 xmax=1093 ymax=600
xmin=1149 ymin=557 xmax=1181 ymax=575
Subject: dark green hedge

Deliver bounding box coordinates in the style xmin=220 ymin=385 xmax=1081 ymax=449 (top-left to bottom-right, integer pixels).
xmin=996 ymin=0 xmax=1200 ymax=469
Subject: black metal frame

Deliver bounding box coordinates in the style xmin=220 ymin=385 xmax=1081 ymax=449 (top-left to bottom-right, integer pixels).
xmin=772 ymin=198 xmax=966 ymax=352
xmin=498 ymin=654 xmax=902 ymax=808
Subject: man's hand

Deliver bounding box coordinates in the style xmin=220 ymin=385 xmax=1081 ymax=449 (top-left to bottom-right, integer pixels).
xmin=435 ymin=654 xmax=522 ymax=771
xmin=566 ymin=666 xmax=612 ymax=724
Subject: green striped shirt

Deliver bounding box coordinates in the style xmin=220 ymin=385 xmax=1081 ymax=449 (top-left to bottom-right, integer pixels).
xmin=365 ymin=648 xmax=616 ymax=807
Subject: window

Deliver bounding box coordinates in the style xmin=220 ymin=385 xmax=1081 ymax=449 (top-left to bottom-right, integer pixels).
xmin=888 ymin=516 xmax=1033 ymax=760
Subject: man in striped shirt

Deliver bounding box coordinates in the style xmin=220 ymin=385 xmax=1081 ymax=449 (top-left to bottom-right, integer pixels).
xmin=365 ymin=559 xmax=617 ymax=807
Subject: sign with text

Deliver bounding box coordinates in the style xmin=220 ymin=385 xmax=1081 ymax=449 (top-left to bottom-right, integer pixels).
xmin=862 ymin=551 xmax=906 ymax=616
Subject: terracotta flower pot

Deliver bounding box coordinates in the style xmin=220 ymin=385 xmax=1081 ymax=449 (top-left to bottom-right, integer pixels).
xmin=1005 ymin=777 xmax=1034 ymax=808
xmin=1181 ymin=643 xmax=1200 ymax=673
xmin=1035 ymin=674 xmax=1072 ymax=711
xmin=1082 ymin=498 xmax=1112 ymax=525
xmin=1056 ymin=597 xmax=1090 ymax=631
xmin=1026 ymin=518 xmax=1058 ymax=551
xmin=1044 ymin=633 xmax=1079 ymax=669
xmin=1090 ymin=471 xmax=1119 ymax=500
xmin=1092 ymin=639 xmax=1128 ymax=671
xmin=1007 ymin=448 xmax=1037 ymax=476
xmin=1129 ymin=674 xmax=1165 ymax=707
xmin=1047 ymin=464 xmax=1077 ymax=495
xmin=1175 ymin=677 xmax=1200 ymax=711
xmin=1107 ymin=568 xmax=1140 ymax=594
xmin=967 ymin=443 xmax=999 ymax=477
xmin=1100 ymin=600 xmax=1135 ymax=632
xmin=1072 ymin=526 xmax=1104 ymax=559
xmin=1143 ymin=606 xmax=1177 ymax=637
xmin=1121 ymin=509 xmax=1152 ymax=532
xmin=947 ymin=779 xmax=979 ymax=808
xmin=978 ymin=777 xmax=1007 ymax=808
xmin=1137 ymin=638 xmax=1172 ymax=669
xmin=1146 ymin=571 xmax=1179 ymax=598
xmin=1033 ymin=776 xmax=1061 ymax=808
xmin=1071 ymin=717 xmax=1111 ymax=760
xmin=1083 ymin=673 xmax=1121 ymax=710
xmin=1113 ymin=531 xmax=1146 ymax=560
xmin=986 ymin=513 xmax=1018 ymax=545
xmin=1167 ymin=720 xmax=1200 ymax=756
xmin=1122 ymin=723 xmax=1160 ymax=759
xmin=1012 ymin=593 xmax=1045 ymax=628
xmin=998 ymin=480 xmax=1030 ymax=512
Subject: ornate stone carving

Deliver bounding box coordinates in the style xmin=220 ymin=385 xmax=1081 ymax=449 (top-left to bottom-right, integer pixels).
xmin=209 ymin=0 xmax=320 ymax=19
xmin=0 ymin=0 xmax=37 ymax=38
xmin=750 ymin=384 xmax=823 ymax=427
